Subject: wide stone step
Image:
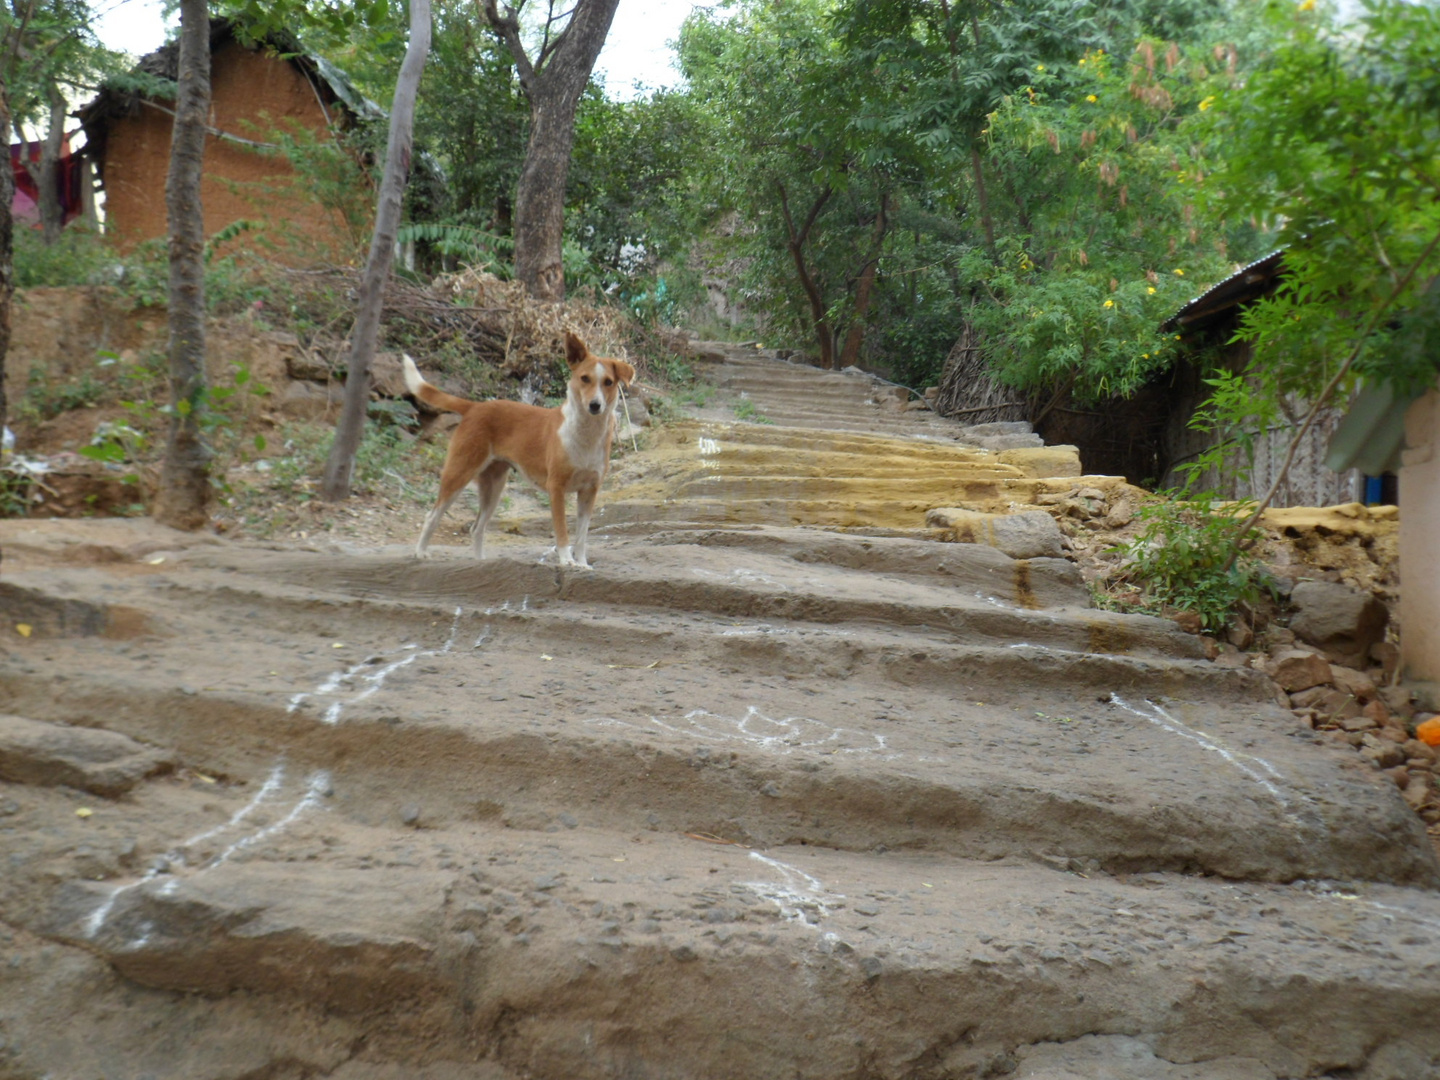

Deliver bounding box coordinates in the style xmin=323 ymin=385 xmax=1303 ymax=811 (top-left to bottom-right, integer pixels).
xmin=3 ymin=549 xmax=1430 ymax=887
xmin=11 ymin=795 xmax=1438 ymax=1080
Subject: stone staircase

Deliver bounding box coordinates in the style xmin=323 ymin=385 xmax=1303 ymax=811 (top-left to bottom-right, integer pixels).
xmin=1 ymin=343 xmax=1438 ymax=1080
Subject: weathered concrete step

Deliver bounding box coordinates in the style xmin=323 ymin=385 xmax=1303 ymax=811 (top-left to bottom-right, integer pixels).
xmin=18 ymin=802 xmax=1440 ymax=1080
xmin=3 ymin=577 xmax=1428 ymax=888
xmin=185 ymin=544 xmax=1206 ymax=662
xmin=650 ymin=420 xmax=1082 ymax=476
xmin=666 ymin=473 xmax=1065 ymax=501
xmin=588 ymin=492 xmax=1029 ymax=529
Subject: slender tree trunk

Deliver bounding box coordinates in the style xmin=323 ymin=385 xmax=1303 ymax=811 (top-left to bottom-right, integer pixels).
xmin=152 ymin=0 xmax=212 ymax=531
xmin=0 ymin=85 xmax=13 ymax=439
xmin=321 ymin=0 xmax=431 ymax=502
xmin=484 ymin=0 xmax=619 ymax=301
xmin=511 ymin=82 xmax=578 ymax=301
xmin=778 ymin=182 xmax=836 ymax=369
xmin=14 ymin=86 xmax=68 ymax=244
xmin=36 ymin=86 xmax=66 ymax=243
xmin=838 ymin=192 xmax=889 ymax=370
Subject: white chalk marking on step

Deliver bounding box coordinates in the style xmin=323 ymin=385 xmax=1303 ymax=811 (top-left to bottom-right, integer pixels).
xmin=208 ymin=770 xmax=331 ymax=870
xmin=289 ymin=608 xmax=465 ymax=725
xmin=1110 ymin=694 xmax=1295 ymax=810
xmin=740 ymin=851 xmax=843 ymax=927
xmin=698 ymin=437 xmax=721 ymax=456
xmin=1316 ymin=892 xmax=1440 ymax=936
xmin=586 ymin=706 xmax=893 ymax=757
xmin=84 ymin=761 xmax=288 ymax=938
xmin=692 ymin=567 xmax=790 ymax=592
xmin=718 ymin=623 xmax=853 ymax=639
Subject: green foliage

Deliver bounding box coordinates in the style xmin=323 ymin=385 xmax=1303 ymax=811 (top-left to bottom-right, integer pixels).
xmin=78 ymin=362 xmax=271 ymax=494
xmin=1113 ymin=492 xmax=1270 ymax=631
xmin=964 ymin=29 xmax=1265 ymax=399
xmin=1201 ymin=0 xmax=1440 ymax=404
xmin=732 ymin=397 xmax=772 ymax=424
xmin=12 ymin=226 xmax=119 ymax=288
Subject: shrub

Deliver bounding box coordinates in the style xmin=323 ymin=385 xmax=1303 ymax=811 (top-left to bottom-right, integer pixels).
xmin=1112 ymin=492 xmax=1272 ymax=633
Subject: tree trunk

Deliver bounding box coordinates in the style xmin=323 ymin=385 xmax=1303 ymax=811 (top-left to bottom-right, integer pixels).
xmin=152 ymin=0 xmax=212 ymax=531
xmin=484 ymin=0 xmax=619 ymax=301
xmin=321 ymin=0 xmax=431 ymax=502
xmin=36 ymin=86 xmax=66 ymax=243
xmin=778 ymin=181 xmax=835 ymax=370
xmin=0 ymin=83 xmax=14 ymax=439
xmin=838 ymin=192 xmax=889 ymax=370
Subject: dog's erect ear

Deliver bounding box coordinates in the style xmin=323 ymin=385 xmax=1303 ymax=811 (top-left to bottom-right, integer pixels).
xmin=564 ymin=331 xmax=589 ymax=369
xmin=612 ymin=359 xmax=636 ymax=387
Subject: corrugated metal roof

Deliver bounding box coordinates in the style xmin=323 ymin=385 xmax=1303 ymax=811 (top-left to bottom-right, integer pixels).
xmin=1159 ymin=249 xmax=1287 ymax=333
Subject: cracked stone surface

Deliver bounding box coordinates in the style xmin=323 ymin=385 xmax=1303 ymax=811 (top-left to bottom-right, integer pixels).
xmin=1 ymin=344 xmax=1437 ymax=1080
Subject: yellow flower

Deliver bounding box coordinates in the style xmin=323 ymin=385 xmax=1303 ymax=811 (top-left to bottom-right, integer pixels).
xmin=1173 ymin=269 xmax=1185 ymax=276
xmin=1036 ymin=64 xmax=1045 ymax=72
xmin=1198 ymin=96 xmax=1215 ymax=112
xmin=1086 ymin=94 xmax=1098 ymax=103
xmin=1103 ymin=300 xmax=1114 ymax=308
xmin=1147 ymin=286 xmax=1156 ymax=294
xmin=1142 ymin=353 xmax=1150 ymax=359
xmin=1079 ymin=58 xmax=1087 ymax=65
xmin=1299 ymin=0 xmax=1315 ymax=9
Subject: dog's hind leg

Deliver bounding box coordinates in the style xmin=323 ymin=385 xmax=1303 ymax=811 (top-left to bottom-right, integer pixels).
xmin=416 ymin=455 xmax=482 ymax=559
xmin=470 ymin=460 xmax=511 ymax=559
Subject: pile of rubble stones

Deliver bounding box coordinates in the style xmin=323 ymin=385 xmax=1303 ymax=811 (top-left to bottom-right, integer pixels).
xmin=1254 ymin=581 xmax=1438 ymax=826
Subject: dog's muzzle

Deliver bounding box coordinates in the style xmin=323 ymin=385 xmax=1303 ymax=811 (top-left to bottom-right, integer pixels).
xmin=588 ymin=400 xmax=602 ymax=415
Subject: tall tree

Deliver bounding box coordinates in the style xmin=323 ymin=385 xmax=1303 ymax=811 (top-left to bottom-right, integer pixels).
xmin=321 ymin=0 xmax=432 ymax=501
xmin=6 ymin=0 xmax=118 ymax=244
xmin=152 ymin=0 xmax=212 ymax=530
xmin=679 ymin=1 xmax=914 ymax=369
xmin=482 ymin=0 xmax=620 ymax=301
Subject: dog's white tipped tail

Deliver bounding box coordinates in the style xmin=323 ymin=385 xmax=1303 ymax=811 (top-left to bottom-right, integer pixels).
xmin=402 ymin=354 xmax=426 ymax=396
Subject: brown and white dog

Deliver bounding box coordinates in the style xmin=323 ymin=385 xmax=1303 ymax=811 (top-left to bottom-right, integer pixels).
xmin=403 ymin=332 xmax=635 ymax=569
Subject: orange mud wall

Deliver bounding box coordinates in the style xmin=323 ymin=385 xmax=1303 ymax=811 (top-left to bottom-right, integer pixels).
xmin=100 ymin=43 xmax=364 ymax=264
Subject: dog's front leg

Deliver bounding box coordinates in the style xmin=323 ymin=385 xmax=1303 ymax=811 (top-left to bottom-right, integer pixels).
xmin=573 ymin=484 xmax=598 ymax=569
xmin=550 ymin=485 xmax=575 ymax=567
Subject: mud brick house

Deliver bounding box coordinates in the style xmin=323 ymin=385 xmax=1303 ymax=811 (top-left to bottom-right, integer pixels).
xmin=78 ymin=19 xmax=380 ymax=263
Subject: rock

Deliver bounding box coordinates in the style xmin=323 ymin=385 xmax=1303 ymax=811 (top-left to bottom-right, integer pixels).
xmin=1370 ymin=641 xmax=1401 ymax=678
xmin=0 ymin=715 xmax=173 ymax=797
xmin=1360 ymin=734 xmax=1406 ymax=769
xmin=1402 ymin=774 xmax=1432 ymax=812
xmin=972 ymin=433 xmax=1045 ymax=450
xmin=924 ymin=509 xmax=1066 ymax=560
xmin=279 ymin=380 xmax=343 ymax=419
xmin=620 ymin=395 xmax=650 ymax=427
xmin=959 ymin=421 xmax=1033 ymax=438
xmin=1169 ymin=611 xmax=1203 ymax=635
xmin=1270 ymin=649 xmax=1333 ymax=693
xmin=1361 ymin=699 xmax=1391 ymax=726
xmin=368 ymin=352 xmax=408 ymax=398
xmin=1289 ymin=686 xmax=1334 ymax=711
xmin=1103 ymin=500 xmax=1136 ymax=529
xmin=285 ymin=349 xmax=332 ymax=382
xmin=1225 ymin=620 xmax=1254 ymax=651
xmin=1380 ymin=684 xmax=1414 ymax=717
xmin=1330 ymin=666 xmax=1377 ymax=702
xmin=1289 ymin=581 xmax=1389 ymax=668
xmin=996 ymin=446 xmax=1083 ymax=478
xmin=1266 ymin=627 xmax=1297 ymax=650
